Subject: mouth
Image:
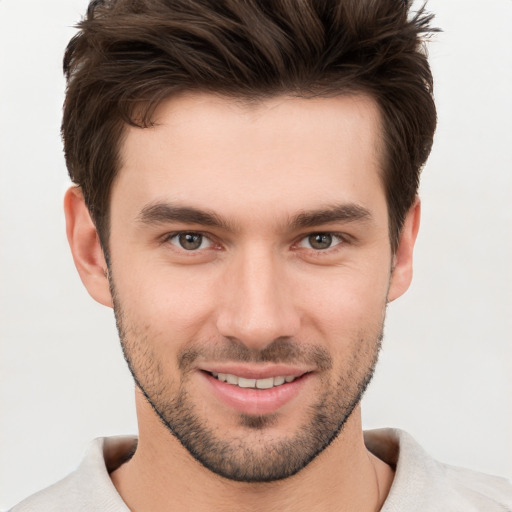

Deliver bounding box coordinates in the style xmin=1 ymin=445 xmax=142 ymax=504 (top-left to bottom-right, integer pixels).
xmin=200 ymin=367 xmax=312 ymax=416
xmin=209 ymin=372 xmax=299 ymax=390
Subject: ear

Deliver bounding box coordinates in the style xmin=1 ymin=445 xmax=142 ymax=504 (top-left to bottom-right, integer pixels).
xmin=387 ymin=198 xmax=421 ymax=302
xmin=64 ymin=186 xmax=113 ymax=307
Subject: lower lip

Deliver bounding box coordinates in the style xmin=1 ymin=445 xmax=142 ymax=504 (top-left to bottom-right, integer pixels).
xmin=200 ymin=371 xmax=311 ymax=416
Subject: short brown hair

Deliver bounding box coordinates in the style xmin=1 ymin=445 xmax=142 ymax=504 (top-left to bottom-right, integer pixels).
xmin=62 ymin=0 xmax=437 ymax=251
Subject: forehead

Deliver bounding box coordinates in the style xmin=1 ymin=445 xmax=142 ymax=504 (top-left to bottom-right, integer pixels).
xmin=114 ymin=92 xmax=386 ymax=226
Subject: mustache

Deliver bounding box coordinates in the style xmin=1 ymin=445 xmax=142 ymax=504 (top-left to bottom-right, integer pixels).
xmin=178 ymin=337 xmax=333 ymax=372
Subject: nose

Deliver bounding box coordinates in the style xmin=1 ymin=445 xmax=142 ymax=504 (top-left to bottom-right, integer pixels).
xmin=215 ymin=246 xmax=301 ymax=350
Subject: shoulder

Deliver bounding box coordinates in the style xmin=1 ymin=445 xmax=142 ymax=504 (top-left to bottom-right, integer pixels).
xmin=365 ymin=428 xmax=512 ymax=512
xmin=9 ymin=437 xmax=135 ymax=512
xmin=441 ymin=463 xmax=512 ymax=511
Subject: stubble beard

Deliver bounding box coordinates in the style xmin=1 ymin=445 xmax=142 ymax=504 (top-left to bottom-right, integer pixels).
xmin=111 ymin=288 xmax=383 ymax=483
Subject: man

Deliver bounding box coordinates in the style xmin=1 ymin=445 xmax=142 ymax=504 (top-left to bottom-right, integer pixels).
xmin=10 ymin=0 xmax=511 ymax=510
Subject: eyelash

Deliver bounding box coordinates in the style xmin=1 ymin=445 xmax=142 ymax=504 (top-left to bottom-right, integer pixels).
xmin=162 ymin=231 xmax=349 ymax=254
xmin=163 ymin=231 xmax=217 ymax=251
xmin=295 ymin=232 xmax=347 ymax=252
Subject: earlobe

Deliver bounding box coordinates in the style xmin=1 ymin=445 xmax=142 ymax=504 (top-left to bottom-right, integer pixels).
xmin=64 ymin=186 xmax=113 ymax=307
xmin=387 ymin=199 xmax=421 ymax=303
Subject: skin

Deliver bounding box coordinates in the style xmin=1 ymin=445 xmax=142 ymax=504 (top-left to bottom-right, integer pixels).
xmin=65 ymin=92 xmax=420 ymax=512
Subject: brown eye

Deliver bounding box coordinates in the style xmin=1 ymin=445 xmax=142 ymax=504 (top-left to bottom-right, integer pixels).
xmin=308 ymin=233 xmax=333 ymax=250
xmin=180 ymin=233 xmax=203 ymax=250
xmin=297 ymin=233 xmax=345 ymax=251
xmin=169 ymin=232 xmax=211 ymax=251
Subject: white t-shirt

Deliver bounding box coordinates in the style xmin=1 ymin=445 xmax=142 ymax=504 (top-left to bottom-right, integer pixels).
xmin=10 ymin=429 xmax=512 ymax=511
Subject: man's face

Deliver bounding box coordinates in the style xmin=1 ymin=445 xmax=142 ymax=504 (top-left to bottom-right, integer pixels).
xmin=107 ymin=93 xmax=396 ymax=481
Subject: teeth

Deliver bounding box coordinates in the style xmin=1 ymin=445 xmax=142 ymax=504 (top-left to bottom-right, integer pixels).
xmin=238 ymin=377 xmax=256 ymax=388
xmin=273 ymin=376 xmax=285 ymax=386
xmin=256 ymin=377 xmax=274 ymax=389
xmin=226 ymin=374 xmax=238 ymax=385
xmin=211 ymin=372 xmax=297 ymax=389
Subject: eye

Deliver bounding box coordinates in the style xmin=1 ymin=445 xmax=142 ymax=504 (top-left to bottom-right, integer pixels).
xmin=298 ymin=233 xmax=344 ymax=250
xmin=168 ymin=232 xmax=213 ymax=251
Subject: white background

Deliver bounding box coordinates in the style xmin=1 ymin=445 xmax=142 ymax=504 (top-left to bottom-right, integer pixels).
xmin=1 ymin=0 xmax=511 ymax=509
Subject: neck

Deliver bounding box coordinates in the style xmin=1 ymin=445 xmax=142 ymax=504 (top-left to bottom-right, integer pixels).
xmin=111 ymin=393 xmax=393 ymax=512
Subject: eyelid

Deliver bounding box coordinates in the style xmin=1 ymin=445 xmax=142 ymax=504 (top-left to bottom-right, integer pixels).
xmin=159 ymin=229 xmax=351 ymax=252
xmin=295 ymin=232 xmax=349 ymax=250
xmin=162 ymin=230 xmax=217 ymax=250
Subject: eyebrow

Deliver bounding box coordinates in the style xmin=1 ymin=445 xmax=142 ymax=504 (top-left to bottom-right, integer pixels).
xmin=137 ymin=201 xmax=372 ymax=232
xmin=137 ymin=203 xmax=236 ymax=231
xmin=290 ymin=204 xmax=372 ymax=230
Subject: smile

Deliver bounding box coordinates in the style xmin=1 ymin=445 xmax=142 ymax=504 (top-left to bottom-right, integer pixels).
xmin=202 ymin=368 xmax=311 ymax=415
xmin=211 ymin=372 xmax=298 ymax=389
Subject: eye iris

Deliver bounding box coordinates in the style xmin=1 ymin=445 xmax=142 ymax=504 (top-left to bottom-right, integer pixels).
xmin=179 ymin=233 xmax=203 ymax=250
xmin=309 ymin=233 xmax=332 ymax=250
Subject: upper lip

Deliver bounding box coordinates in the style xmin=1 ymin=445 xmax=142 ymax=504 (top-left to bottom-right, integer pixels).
xmin=198 ymin=363 xmax=313 ymax=380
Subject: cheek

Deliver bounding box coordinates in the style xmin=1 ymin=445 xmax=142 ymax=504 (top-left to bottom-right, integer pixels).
xmin=299 ymin=268 xmax=389 ymax=343
xmin=113 ymin=261 xmax=218 ymax=344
